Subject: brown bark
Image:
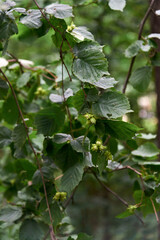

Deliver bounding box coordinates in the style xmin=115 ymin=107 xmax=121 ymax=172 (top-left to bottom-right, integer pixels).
xmin=151 ymin=1 xmax=160 ymax=149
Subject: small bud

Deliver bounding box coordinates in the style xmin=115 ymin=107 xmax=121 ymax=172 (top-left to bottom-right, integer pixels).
xmin=84 ymin=113 xmax=91 ymax=120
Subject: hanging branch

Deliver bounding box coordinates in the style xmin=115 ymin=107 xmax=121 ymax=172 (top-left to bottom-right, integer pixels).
xmin=0 ymin=68 xmax=57 ymax=240
xmin=92 ymin=171 xmax=144 ymax=224
xmin=122 ymin=0 xmax=156 ymax=93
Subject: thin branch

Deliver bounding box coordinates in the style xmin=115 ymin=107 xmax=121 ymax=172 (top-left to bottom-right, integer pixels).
xmin=150 ymin=197 xmax=160 ymax=223
xmin=122 ymin=0 xmax=156 ymax=93
xmin=63 ymin=186 xmax=78 ymax=209
xmin=8 ymin=58 xmax=57 ymax=80
xmin=92 ymin=171 xmax=144 ymax=224
xmin=0 ymin=69 xmax=57 ymax=240
xmin=60 ymin=41 xmax=74 ymax=138
xmin=43 ymin=229 xmax=50 ymax=240
xmin=7 ymin=52 xmax=24 ymax=73
xmin=93 ymin=171 xmax=128 ymax=206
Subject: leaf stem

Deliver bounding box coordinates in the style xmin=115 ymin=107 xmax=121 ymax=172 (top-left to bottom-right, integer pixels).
xmin=122 ymin=0 xmax=156 ymax=93
xmin=0 ymin=68 xmax=57 ymax=240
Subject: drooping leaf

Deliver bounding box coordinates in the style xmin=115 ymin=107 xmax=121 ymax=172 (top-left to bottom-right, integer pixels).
xmin=70 ymin=136 xmax=90 ymax=152
xmin=0 ymin=126 xmax=12 ymax=148
xmin=61 ymin=163 xmax=84 ymax=195
xmin=105 ymin=120 xmax=141 ymax=140
xmin=0 ymin=12 xmax=18 ymax=41
xmin=135 ymin=133 xmax=156 ymax=140
xmin=35 ymin=105 xmax=65 ymax=136
xmin=132 ymin=142 xmax=160 ymax=158
xmin=92 ymin=76 xmax=117 ymax=89
xmin=12 ymin=123 xmax=26 ymax=149
xmin=92 ymin=91 xmax=132 ymax=119
xmin=32 ymin=166 xmax=54 ymax=186
xmin=45 ymin=3 xmax=73 ymax=19
xmin=19 ymin=219 xmax=44 ymax=240
xmin=0 ymin=79 xmax=9 ymax=99
xmin=125 ymin=40 xmax=142 ymax=58
xmin=42 ymin=202 xmax=64 ymax=228
xmin=148 ymin=33 xmax=160 ymax=40
xmin=108 ymin=0 xmax=126 ymax=11
xmin=77 ymin=233 xmax=93 ymax=240
xmin=16 ymin=72 xmax=31 ymax=88
xmin=49 ymin=88 xmax=73 ymax=103
xmin=68 ymin=89 xmax=85 ymax=111
xmin=69 ymin=26 xmax=94 ymax=41
xmin=20 ymin=10 xmax=42 ymax=29
xmin=53 ymin=133 xmax=72 ymax=144
xmin=72 ymin=41 xmax=108 ymax=84
xmin=0 ymin=206 xmax=22 ymax=222
xmin=2 ymin=95 xmax=19 ymax=124
xmin=129 ymin=66 xmax=152 ymax=92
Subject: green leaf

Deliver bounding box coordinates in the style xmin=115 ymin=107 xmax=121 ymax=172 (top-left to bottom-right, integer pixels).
xmin=16 ymin=72 xmax=31 ymax=88
xmin=136 ymin=133 xmax=156 ymax=140
xmin=70 ymin=136 xmax=90 ymax=152
xmin=35 ymin=105 xmax=65 ymax=136
xmin=0 ymin=206 xmax=22 ymax=222
xmin=12 ymin=123 xmax=26 ymax=149
xmin=2 ymin=95 xmax=19 ymax=124
xmin=42 ymin=202 xmax=64 ymax=228
xmin=125 ymin=40 xmax=142 ymax=58
xmin=129 ymin=66 xmax=152 ymax=92
xmin=45 ymin=3 xmax=73 ymax=19
xmin=0 ymin=126 xmax=12 ymax=148
xmin=105 ymin=120 xmax=141 ymax=140
xmin=15 ymin=159 xmax=36 ymax=180
xmin=61 ymin=163 xmax=84 ymax=195
xmin=0 ymin=79 xmax=9 ymax=99
xmin=92 ymin=76 xmax=117 ymax=89
xmin=19 ymin=219 xmax=44 ymax=240
xmin=72 ymin=41 xmax=108 ymax=84
xmin=132 ymin=142 xmax=160 ymax=157
xmin=109 ymin=0 xmax=126 ymax=11
xmin=92 ymin=91 xmax=132 ymax=119
xmin=53 ymin=133 xmax=72 ymax=144
xmin=148 ymin=33 xmax=160 ymax=40
xmin=116 ymin=209 xmax=133 ymax=219
xmin=32 ymin=166 xmax=54 ymax=186
xmin=77 ymin=233 xmax=93 ymax=240
xmin=20 ymin=10 xmax=42 ymax=29
xmin=69 ymin=26 xmax=94 ymax=41
xmin=68 ymin=89 xmax=85 ymax=111
xmin=0 ymin=12 xmax=18 ymax=41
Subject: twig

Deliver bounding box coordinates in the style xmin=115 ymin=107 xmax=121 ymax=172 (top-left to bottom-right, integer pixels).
xmin=8 ymin=58 xmax=57 ymax=80
xmin=0 ymin=69 xmax=57 ymax=240
xmin=43 ymin=229 xmax=50 ymax=240
xmin=122 ymin=0 xmax=156 ymax=93
xmin=60 ymin=41 xmax=74 ymax=138
xmin=63 ymin=186 xmax=78 ymax=209
xmin=7 ymin=52 xmax=24 ymax=73
xmin=93 ymin=171 xmax=128 ymax=206
xmin=150 ymin=197 xmax=160 ymax=223
xmin=103 ymin=135 xmax=110 ymax=146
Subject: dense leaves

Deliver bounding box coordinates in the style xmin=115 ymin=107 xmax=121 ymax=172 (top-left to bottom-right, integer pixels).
xmin=0 ymin=0 xmax=159 ymax=239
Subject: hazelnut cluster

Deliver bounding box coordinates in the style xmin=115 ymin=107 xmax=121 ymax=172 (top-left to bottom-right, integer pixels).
xmin=91 ymin=140 xmax=106 ymax=152
xmin=84 ymin=113 xmax=96 ymax=124
xmin=53 ymin=192 xmax=67 ymax=201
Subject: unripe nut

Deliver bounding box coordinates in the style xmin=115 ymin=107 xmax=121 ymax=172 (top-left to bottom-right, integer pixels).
xmin=90 ymin=117 xmax=96 ymax=124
